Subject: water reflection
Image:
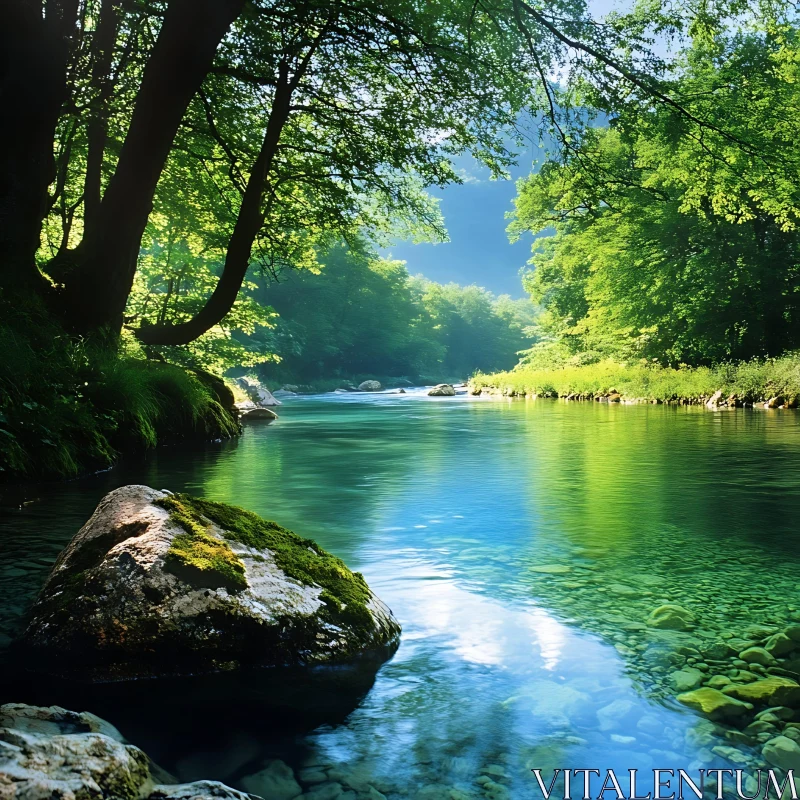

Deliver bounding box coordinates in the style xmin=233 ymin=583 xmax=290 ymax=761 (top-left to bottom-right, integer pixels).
xmin=2 ymin=393 xmax=800 ymax=798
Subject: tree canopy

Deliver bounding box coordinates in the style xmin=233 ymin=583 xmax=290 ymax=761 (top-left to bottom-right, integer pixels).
xmin=2 ymin=0 xmax=744 ymax=349
xmin=510 ymin=20 xmax=800 ymax=367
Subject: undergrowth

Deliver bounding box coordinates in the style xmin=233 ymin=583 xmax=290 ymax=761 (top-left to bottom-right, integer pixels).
xmin=0 ymin=295 xmax=239 ymax=481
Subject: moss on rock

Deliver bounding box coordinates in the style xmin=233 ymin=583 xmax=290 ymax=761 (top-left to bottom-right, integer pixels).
xmin=722 ymin=677 xmax=800 ymax=707
xmin=158 ymin=496 xmax=247 ymax=593
xmin=160 ymin=493 xmax=374 ymax=634
xmin=676 ymin=687 xmax=753 ymax=721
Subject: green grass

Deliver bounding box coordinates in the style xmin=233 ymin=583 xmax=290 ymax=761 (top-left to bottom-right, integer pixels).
xmin=0 ymin=295 xmax=240 ymax=481
xmin=471 ymin=355 xmax=800 ymax=404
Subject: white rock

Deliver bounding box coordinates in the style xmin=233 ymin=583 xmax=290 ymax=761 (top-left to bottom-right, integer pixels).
xmin=0 ymin=704 xmax=255 ymax=800
xmin=236 ymin=376 xmax=281 ymax=406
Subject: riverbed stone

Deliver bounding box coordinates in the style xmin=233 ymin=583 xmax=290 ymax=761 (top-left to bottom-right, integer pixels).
xmin=358 ymin=381 xmax=382 ymax=391
xmin=240 ymin=760 xmax=302 ymax=800
xmin=676 ymin=688 xmax=754 ymax=721
xmin=766 ymin=633 xmax=797 ymax=657
xmin=711 ymin=745 xmax=749 ymax=765
xmin=785 ymin=625 xmax=800 ymax=643
xmin=21 ymin=486 xmax=401 ymax=680
xmin=702 ymin=642 xmax=738 ymax=661
xmin=428 ymin=384 xmax=456 ymax=397
xmin=739 ymin=647 xmax=778 ymax=666
xmin=596 ymin=699 xmax=638 ymax=731
xmin=763 ymin=736 xmax=800 ymax=772
xmin=528 ymin=564 xmax=571 ymax=574
xmin=706 ymin=676 xmax=732 ymax=689
xmin=647 ymin=604 xmax=695 ymax=631
xmin=671 ymin=668 xmax=705 ymax=692
xmin=758 ymin=706 xmax=797 ymax=721
xmin=723 ymin=677 xmax=800 ymax=708
xmin=0 ymin=703 xmax=256 ymax=800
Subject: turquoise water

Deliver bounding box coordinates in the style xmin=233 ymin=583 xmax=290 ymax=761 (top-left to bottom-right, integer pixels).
xmin=2 ymin=391 xmax=800 ymax=798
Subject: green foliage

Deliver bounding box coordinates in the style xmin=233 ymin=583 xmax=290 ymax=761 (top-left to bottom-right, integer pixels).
xmin=473 ymin=353 xmax=800 ymax=403
xmin=0 ymin=295 xmax=238 ymax=481
xmin=510 ymin=27 xmax=800 ymax=368
xmin=254 ymin=242 xmax=538 ymax=383
xmin=125 ymin=214 xmax=279 ymax=373
xmin=167 ymin=493 xmax=374 ymax=633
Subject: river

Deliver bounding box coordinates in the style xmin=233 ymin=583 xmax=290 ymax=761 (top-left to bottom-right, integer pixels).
xmin=2 ymin=390 xmax=800 ymax=799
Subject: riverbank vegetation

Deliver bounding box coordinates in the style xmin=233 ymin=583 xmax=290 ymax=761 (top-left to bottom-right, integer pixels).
xmin=0 ymin=297 xmax=239 ymax=480
xmin=471 ymin=356 xmax=800 ymax=405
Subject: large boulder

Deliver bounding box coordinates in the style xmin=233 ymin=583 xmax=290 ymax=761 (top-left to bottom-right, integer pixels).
xmin=357 ymin=381 xmax=382 ymax=392
xmin=0 ymin=703 xmax=256 ymax=800
xmin=21 ymin=486 xmax=400 ymax=681
xmin=427 ymin=384 xmax=455 ymax=397
xmin=235 ymin=376 xmax=281 ymax=407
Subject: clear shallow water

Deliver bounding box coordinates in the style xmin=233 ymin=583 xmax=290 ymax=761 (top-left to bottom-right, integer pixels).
xmin=2 ymin=392 xmax=800 ymax=799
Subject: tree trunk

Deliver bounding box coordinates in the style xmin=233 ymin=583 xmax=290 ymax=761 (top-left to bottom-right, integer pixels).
xmin=82 ymin=0 xmax=119 ymax=241
xmin=59 ymin=0 xmax=244 ymax=334
xmin=136 ymin=72 xmax=293 ymax=346
xmin=0 ymin=0 xmax=79 ymax=293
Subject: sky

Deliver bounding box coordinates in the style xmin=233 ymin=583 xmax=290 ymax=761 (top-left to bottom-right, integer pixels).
xmin=383 ymin=0 xmax=655 ymax=298
xmin=383 ymin=143 xmax=545 ymax=299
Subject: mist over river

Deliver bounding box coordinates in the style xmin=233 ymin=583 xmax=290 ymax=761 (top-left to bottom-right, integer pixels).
xmin=2 ymin=391 xmax=800 ymax=799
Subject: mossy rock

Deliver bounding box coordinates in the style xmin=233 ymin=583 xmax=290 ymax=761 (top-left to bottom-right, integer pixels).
xmin=677 ymin=687 xmax=754 ymax=721
xmin=722 ymin=677 xmax=800 ymax=708
xmin=21 ymin=485 xmax=400 ymax=681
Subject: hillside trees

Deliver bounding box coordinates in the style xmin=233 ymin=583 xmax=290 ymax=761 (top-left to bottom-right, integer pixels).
xmin=242 ymin=243 xmax=538 ymax=381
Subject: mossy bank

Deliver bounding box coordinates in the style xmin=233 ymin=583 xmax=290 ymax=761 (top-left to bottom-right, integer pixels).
xmin=0 ymin=297 xmax=240 ymax=483
xmin=21 ymin=485 xmax=400 ymax=680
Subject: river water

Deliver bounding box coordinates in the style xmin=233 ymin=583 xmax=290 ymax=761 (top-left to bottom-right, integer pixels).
xmin=2 ymin=391 xmax=800 ymax=799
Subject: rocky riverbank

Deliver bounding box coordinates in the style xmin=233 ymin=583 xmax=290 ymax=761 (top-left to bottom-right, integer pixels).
xmin=471 ymin=385 xmax=799 ymax=409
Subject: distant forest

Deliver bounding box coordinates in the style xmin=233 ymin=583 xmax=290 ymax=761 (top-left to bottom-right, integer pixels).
xmin=247 ymin=244 xmax=537 ymax=383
